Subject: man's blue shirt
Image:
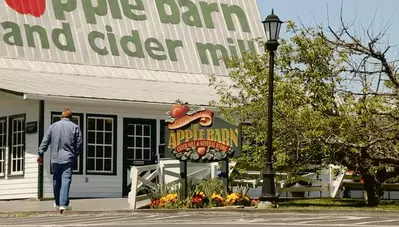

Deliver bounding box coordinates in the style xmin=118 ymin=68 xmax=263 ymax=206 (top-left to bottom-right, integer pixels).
xmin=38 ymin=118 xmax=83 ymax=164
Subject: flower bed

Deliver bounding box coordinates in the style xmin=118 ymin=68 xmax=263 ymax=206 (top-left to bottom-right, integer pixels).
xmin=144 ymin=179 xmax=259 ymax=209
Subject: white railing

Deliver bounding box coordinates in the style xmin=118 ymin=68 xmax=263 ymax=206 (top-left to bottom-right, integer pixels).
xmin=128 ymin=160 xmax=218 ymax=209
xmin=232 ymin=167 xmax=339 ymax=198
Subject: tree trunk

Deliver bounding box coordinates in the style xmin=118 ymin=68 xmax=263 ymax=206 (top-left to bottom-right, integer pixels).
xmin=362 ymin=172 xmax=383 ymax=206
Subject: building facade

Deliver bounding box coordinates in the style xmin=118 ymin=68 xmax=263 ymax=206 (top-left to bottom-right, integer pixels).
xmin=0 ymin=0 xmax=263 ymax=200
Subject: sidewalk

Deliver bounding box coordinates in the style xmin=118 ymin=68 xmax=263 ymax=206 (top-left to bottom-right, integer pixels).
xmin=0 ymin=198 xmax=148 ymax=214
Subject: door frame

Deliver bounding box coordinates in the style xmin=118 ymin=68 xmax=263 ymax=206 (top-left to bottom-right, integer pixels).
xmin=122 ymin=118 xmax=157 ymax=197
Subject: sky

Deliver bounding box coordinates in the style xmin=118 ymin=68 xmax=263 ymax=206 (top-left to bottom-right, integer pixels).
xmin=256 ymin=0 xmax=399 ymax=56
xmin=256 ymin=0 xmax=399 ymax=93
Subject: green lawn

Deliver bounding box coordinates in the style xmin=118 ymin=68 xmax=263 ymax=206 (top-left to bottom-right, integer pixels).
xmin=276 ymin=198 xmax=399 ymax=210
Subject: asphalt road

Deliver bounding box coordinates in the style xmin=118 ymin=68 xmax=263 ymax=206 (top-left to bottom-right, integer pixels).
xmin=1 ymin=211 xmax=399 ymax=226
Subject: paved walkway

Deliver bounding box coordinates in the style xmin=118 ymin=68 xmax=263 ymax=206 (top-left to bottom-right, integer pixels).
xmin=1 ymin=212 xmax=399 ymax=226
xmin=0 ymin=198 xmax=149 ymax=213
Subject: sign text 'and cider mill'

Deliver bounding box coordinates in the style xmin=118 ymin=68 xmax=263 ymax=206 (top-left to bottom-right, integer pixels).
xmin=165 ymin=100 xmax=241 ymax=163
xmin=1 ymin=0 xmax=260 ymax=68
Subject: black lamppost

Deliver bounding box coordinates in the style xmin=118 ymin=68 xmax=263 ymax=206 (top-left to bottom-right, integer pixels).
xmin=259 ymin=9 xmax=283 ymax=206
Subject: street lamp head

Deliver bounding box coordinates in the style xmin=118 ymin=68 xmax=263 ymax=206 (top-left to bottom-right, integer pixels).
xmin=262 ymin=9 xmax=283 ymax=51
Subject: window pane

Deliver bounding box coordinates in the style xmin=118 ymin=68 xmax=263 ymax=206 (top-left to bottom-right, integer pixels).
xmin=72 ymin=117 xmax=79 ymax=125
xmin=126 ymin=148 xmax=134 ymax=159
xmin=104 ymin=146 xmax=112 ymax=158
xmin=17 ymin=159 xmax=21 ymax=171
xmin=96 ymin=159 xmax=103 ymax=171
xmin=144 ymin=125 xmax=150 ymax=136
xmin=88 ymin=131 xmax=95 ymax=144
xmin=87 ymin=158 xmax=95 ymax=170
xmin=13 ymin=120 xmax=17 ymax=132
xmin=104 ymin=159 xmax=112 ymax=171
xmin=144 ymin=138 xmax=150 ymax=148
xmin=73 ymin=160 xmax=78 ymax=170
xmin=12 ymin=160 xmax=16 ymax=172
xmin=160 ymin=120 xmax=165 ymax=144
xmin=53 ymin=116 xmax=61 ymax=123
xmin=105 ymin=132 xmax=112 ymax=145
xmin=88 ymin=145 xmax=95 ymax=157
xmin=136 ymin=137 xmax=142 ymax=148
xmin=96 ymin=119 xmax=104 ymax=131
xmin=105 ymin=119 xmax=113 ymax=131
xmin=135 ymin=125 xmax=143 ymax=136
xmin=96 ymin=146 xmax=104 ymax=158
xmin=135 ymin=149 xmax=143 ymax=160
xmin=144 ymin=149 xmax=151 ymax=160
xmin=97 ymin=132 xmax=104 ymax=144
xmin=88 ymin=118 xmax=95 ymax=130
xmin=126 ymin=137 xmax=134 ymax=148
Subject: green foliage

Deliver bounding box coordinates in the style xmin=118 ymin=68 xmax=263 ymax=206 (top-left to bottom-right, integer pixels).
xmin=143 ymin=181 xmax=180 ymax=201
xmin=210 ymin=19 xmax=399 ymax=206
xmin=195 ymin=178 xmax=224 ymax=198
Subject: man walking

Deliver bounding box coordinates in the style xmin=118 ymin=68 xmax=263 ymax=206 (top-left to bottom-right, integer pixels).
xmin=37 ymin=109 xmax=83 ymax=211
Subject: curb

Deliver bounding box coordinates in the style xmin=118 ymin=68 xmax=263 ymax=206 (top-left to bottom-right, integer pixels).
xmin=3 ymin=208 xmax=399 ymax=217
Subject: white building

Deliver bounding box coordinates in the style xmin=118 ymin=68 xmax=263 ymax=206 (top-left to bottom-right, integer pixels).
xmin=0 ymin=0 xmax=264 ymax=200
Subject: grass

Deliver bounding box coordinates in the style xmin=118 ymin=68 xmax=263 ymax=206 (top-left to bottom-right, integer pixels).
xmin=276 ymin=198 xmax=399 ymax=210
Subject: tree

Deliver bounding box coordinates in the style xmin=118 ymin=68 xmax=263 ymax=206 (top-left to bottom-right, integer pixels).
xmin=210 ymin=14 xmax=399 ymax=206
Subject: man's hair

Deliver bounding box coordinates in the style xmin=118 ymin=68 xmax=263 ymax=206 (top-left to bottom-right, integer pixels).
xmin=62 ymin=109 xmax=73 ymax=119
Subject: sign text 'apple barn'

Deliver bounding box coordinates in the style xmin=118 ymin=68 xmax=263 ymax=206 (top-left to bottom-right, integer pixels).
xmin=164 ymin=100 xmax=242 ymax=163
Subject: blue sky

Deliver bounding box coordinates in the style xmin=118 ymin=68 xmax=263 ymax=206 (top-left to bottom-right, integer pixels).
xmin=256 ymin=0 xmax=399 ymax=50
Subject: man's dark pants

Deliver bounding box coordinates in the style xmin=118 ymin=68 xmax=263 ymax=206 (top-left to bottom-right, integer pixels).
xmin=52 ymin=163 xmax=73 ymax=206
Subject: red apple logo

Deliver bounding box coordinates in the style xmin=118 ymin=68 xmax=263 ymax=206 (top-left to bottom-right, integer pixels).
xmin=170 ymin=103 xmax=189 ymax=119
xmin=197 ymin=147 xmax=206 ymax=157
xmin=5 ymin=0 xmax=46 ymax=17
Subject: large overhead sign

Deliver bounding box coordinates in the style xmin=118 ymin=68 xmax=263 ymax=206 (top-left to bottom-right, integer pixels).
xmin=0 ymin=0 xmax=263 ymax=75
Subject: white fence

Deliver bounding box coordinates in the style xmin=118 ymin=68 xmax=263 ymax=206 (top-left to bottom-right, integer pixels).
xmin=128 ymin=160 xmax=218 ymax=209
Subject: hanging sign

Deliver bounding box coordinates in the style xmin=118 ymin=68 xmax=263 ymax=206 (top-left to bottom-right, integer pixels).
xmin=165 ymin=100 xmax=241 ymax=163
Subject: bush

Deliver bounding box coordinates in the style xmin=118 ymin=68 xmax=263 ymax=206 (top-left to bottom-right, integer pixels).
xmin=144 ymin=178 xmax=254 ymax=209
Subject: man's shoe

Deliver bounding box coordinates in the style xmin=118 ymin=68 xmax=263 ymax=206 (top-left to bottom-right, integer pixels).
xmin=53 ymin=202 xmax=59 ymax=210
xmin=59 ymin=206 xmax=72 ymax=211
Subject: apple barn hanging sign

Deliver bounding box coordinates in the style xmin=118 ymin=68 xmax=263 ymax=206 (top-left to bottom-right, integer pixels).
xmin=165 ymin=100 xmax=242 ymax=163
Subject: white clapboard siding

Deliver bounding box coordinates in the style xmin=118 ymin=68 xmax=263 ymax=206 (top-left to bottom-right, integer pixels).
xmin=0 ymin=91 xmax=39 ymax=200
xmin=43 ymin=100 xmax=168 ymax=199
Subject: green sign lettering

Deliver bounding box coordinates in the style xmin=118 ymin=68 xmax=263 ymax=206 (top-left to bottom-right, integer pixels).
xmin=145 ymin=38 xmax=167 ymax=60
xmin=1 ymin=21 xmax=23 ymax=47
xmin=199 ymin=2 xmax=219 ymax=29
xmin=51 ymin=23 xmax=76 ymax=52
xmin=88 ymin=30 xmax=108 ymax=55
xmin=179 ymin=0 xmax=202 ymax=27
xmin=53 ymin=0 xmax=77 ymax=21
xmin=82 ymin=0 xmax=108 ymax=24
xmin=156 ymin=0 xmax=180 ymax=25
xmin=120 ymin=30 xmax=145 ymax=58
xmin=221 ymin=4 xmax=251 ymax=33
xmin=165 ymin=39 xmax=183 ymax=62
xmin=196 ymin=42 xmax=229 ymax=66
xmin=25 ymin=25 xmax=50 ymax=49
xmin=121 ymin=0 xmax=147 ymax=21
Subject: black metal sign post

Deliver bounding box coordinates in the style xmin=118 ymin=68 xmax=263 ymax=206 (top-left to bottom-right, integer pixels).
xmin=180 ymin=160 xmax=188 ymax=199
xmin=221 ymin=159 xmax=229 ymax=196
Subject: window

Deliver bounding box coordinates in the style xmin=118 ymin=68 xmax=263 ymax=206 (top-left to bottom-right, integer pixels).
xmin=86 ymin=114 xmax=117 ymax=175
xmin=0 ymin=117 xmax=6 ymax=177
xmin=51 ymin=112 xmax=84 ymax=174
xmin=159 ymin=120 xmax=166 ymax=159
xmin=126 ymin=124 xmax=152 ymax=161
xmin=8 ymin=114 xmax=25 ymax=176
